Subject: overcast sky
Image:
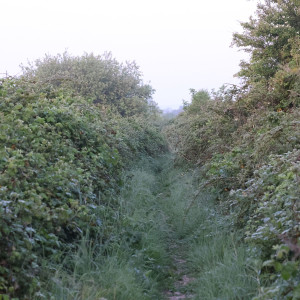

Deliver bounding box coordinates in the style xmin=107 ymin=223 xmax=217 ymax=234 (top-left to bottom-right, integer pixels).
xmin=1 ymin=0 xmax=258 ymax=109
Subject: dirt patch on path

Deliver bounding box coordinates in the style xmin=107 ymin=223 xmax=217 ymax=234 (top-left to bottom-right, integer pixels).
xmin=164 ymin=245 xmax=195 ymax=299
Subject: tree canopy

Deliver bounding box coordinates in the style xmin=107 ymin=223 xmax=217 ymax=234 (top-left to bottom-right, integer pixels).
xmin=232 ymin=0 xmax=300 ymax=83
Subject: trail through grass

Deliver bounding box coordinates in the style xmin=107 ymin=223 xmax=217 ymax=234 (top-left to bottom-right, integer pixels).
xmin=40 ymin=154 xmax=258 ymax=299
xmin=156 ymin=157 xmax=258 ymax=299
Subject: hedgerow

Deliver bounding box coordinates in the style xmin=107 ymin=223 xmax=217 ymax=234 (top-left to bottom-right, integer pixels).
xmin=0 ymin=77 xmax=122 ymax=297
xmin=0 ymin=54 xmax=166 ymax=298
xmin=164 ymin=0 xmax=300 ymax=297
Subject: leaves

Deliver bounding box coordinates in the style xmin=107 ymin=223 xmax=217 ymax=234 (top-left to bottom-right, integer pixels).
xmin=164 ymin=2 xmax=300 ymax=298
xmin=0 ymin=73 xmax=165 ymax=298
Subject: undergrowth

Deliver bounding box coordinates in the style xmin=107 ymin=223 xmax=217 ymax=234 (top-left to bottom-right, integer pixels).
xmin=30 ymin=155 xmax=259 ymax=300
xmin=35 ymin=157 xmax=171 ymax=300
xmin=158 ymin=160 xmax=259 ymax=299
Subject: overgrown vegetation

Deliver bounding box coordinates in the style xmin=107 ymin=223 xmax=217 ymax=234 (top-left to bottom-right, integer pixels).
xmin=38 ymin=158 xmax=172 ymax=299
xmin=164 ymin=0 xmax=300 ymax=298
xmin=1 ymin=0 xmax=299 ymax=299
xmin=0 ymin=53 xmax=166 ymax=299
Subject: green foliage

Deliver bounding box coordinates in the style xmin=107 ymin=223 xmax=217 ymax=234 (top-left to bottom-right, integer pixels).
xmin=230 ymin=150 xmax=300 ymax=299
xmin=164 ymin=87 xmax=239 ymax=164
xmin=0 ymin=77 xmax=122 ymax=297
xmin=232 ymin=0 xmax=300 ymax=82
xmin=0 ymin=54 xmax=165 ymax=298
xmin=231 ymin=0 xmax=300 ymax=113
xmin=253 ymin=244 xmax=300 ymax=300
xmin=22 ymin=51 xmax=159 ymax=117
xmin=165 ymin=1 xmax=300 ymax=298
xmin=203 ymin=108 xmax=300 ymax=197
xmin=115 ymin=116 xmax=167 ymax=163
xmin=184 ymin=89 xmax=211 ymax=113
xmin=231 ymin=149 xmax=299 ymax=235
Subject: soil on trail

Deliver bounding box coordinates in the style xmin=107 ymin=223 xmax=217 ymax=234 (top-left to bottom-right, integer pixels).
xmin=164 ymin=243 xmax=195 ymax=300
xmin=155 ymin=157 xmax=198 ymax=300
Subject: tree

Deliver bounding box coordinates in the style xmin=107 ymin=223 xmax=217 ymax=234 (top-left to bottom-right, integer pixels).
xmin=232 ymin=0 xmax=300 ymax=83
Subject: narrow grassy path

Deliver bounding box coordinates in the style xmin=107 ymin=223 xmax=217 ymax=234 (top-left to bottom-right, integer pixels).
xmin=153 ymin=155 xmax=258 ymax=300
xmin=153 ymin=157 xmax=200 ymax=299
xmin=42 ymin=154 xmax=258 ymax=299
xmin=164 ymin=241 xmax=195 ymax=299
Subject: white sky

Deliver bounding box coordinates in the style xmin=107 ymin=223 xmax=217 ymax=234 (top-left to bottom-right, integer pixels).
xmin=1 ymin=0 xmax=258 ymax=109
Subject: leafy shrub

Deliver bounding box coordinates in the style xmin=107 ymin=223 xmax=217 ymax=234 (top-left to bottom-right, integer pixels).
xmin=0 ymin=77 xmax=124 ymax=297
xmin=115 ymin=116 xmax=167 ymax=164
xmin=22 ymin=52 xmax=158 ymax=117
xmin=204 ymin=108 xmax=300 ymax=195
xmin=165 ymin=2 xmax=300 ymax=297
xmin=229 ymin=150 xmax=300 ymax=298
xmin=164 ymin=88 xmax=238 ymax=164
xmin=231 ymin=149 xmax=299 ymax=244
xmin=0 ymin=47 xmax=167 ymax=298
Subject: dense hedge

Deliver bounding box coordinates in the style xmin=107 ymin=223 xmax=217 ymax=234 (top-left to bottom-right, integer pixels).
xmin=0 ymin=62 xmax=166 ymax=298
xmin=22 ymin=52 xmax=158 ymax=118
xmin=165 ymin=86 xmax=300 ymax=299
xmin=164 ymin=1 xmax=300 ymax=297
xmin=0 ymin=78 xmax=121 ymax=296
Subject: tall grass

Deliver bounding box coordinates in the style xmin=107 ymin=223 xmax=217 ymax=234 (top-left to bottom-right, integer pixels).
xmin=35 ymin=156 xmax=171 ymax=300
xmin=187 ymin=228 xmax=259 ymax=299
xmin=36 ymin=155 xmax=258 ymax=299
xmin=45 ymin=246 xmax=148 ymax=300
xmin=156 ymin=157 xmax=259 ymax=299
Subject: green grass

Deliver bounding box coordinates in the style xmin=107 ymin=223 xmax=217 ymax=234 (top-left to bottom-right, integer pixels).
xmin=34 ymin=156 xmax=171 ymax=300
xmin=183 ymin=202 xmax=259 ymax=299
xmin=46 ymin=254 xmax=148 ymax=300
xmin=34 ymin=154 xmax=258 ymax=299
xmin=187 ymin=230 xmax=259 ymax=299
xmin=156 ymin=157 xmax=259 ymax=299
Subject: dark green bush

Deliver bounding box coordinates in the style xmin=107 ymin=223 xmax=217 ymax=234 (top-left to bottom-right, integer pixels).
xmin=237 ymin=150 xmax=300 ymax=299
xmin=164 ymin=1 xmax=300 ymax=296
xmin=0 ymin=77 xmax=123 ymax=297
xmin=22 ymin=52 xmax=158 ymax=118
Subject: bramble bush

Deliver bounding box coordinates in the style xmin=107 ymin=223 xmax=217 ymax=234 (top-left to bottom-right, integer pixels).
xmin=238 ymin=150 xmax=300 ymax=299
xmin=0 ymin=77 xmax=122 ymax=297
xmin=0 ymin=57 xmax=166 ymax=298
xmin=164 ymin=1 xmax=300 ymax=296
xmin=21 ymin=52 xmax=158 ymax=118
